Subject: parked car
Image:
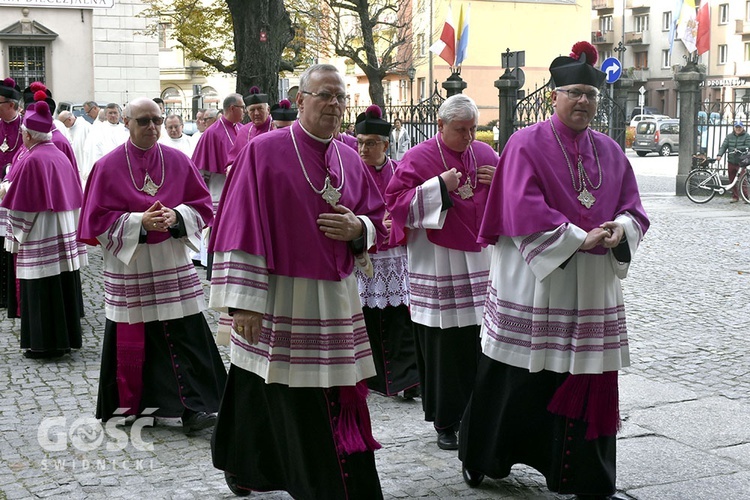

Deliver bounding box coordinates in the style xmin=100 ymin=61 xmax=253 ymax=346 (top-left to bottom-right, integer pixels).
xmin=629 ymin=106 xmax=662 ymax=120
xmin=57 ymin=101 xmax=107 ymax=123
xmin=629 ymin=113 xmax=669 ymax=128
xmin=632 ymin=118 xmax=680 ymax=157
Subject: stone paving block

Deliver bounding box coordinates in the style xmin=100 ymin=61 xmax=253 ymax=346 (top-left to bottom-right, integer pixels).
xmin=619 ymin=372 xmax=698 ymax=412
xmin=626 ymin=471 xmax=750 ymax=500
xmin=617 ymin=435 xmax=740 ymax=490
xmin=628 ymin=396 xmax=750 ymax=450
xmin=714 ymin=443 xmax=750 ymax=468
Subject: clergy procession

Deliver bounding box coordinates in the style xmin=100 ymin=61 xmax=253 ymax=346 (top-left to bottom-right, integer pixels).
xmin=0 ymin=41 xmax=648 ymax=500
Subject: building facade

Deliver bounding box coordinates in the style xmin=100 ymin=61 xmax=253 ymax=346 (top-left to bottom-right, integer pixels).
xmin=0 ymin=0 xmax=160 ymax=108
xmin=591 ymin=0 xmax=750 ymax=118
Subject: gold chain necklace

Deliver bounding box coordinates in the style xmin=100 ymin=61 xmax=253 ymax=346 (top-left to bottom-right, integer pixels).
xmin=0 ymin=115 xmax=21 ymax=154
xmin=549 ymin=118 xmax=603 ymax=209
xmin=436 ymin=137 xmax=478 ymax=199
xmin=290 ymin=124 xmax=345 ymax=206
xmin=125 ymin=141 xmax=165 ymax=197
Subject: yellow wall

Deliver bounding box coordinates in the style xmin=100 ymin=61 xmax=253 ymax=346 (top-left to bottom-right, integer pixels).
xmin=415 ymin=0 xmax=592 ymax=123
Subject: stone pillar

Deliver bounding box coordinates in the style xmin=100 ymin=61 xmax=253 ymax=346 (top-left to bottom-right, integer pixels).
xmin=442 ymin=73 xmax=467 ymax=97
xmin=674 ymin=67 xmax=704 ymax=196
xmin=613 ymin=77 xmax=633 ymax=151
xmin=494 ymin=70 xmax=521 ymax=154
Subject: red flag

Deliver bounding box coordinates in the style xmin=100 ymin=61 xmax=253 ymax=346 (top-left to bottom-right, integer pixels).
xmin=696 ymin=0 xmax=710 ymax=55
xmin=429 ymin=5 xmax=455 ymax=66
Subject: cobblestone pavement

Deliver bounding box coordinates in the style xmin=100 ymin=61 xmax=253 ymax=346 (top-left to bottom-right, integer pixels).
xmin=1 ymin=192 xmax=749 ymax=499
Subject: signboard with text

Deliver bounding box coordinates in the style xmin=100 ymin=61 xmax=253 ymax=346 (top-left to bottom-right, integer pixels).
xmin=0 ymin=0 xmax=114 ymax=8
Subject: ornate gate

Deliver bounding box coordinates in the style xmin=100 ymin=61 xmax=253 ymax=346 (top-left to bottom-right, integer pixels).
xmin=513 ymin=80 xmax=627 ymax=145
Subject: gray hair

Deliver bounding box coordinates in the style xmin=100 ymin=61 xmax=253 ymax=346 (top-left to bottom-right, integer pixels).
xmin=166 ymin=114 xmax=184 ymax=125
xmin=204 ymin=108 xmax=219 ymax=119
xmin=21 ymin=125 xmax=52 ymax=142
xmin=83 ymin=101 xmax=99 ymax=110
xmin=299 ymin=64 xmax=340 ymax=92
xmin=222 ymin=93 xmax=242 ymax=112
xmin=438 ymin=94 xmax=478 ymax=123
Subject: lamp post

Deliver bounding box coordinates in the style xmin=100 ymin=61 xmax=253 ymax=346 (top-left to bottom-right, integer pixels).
xmin=407 ymin=66 xmax=416 ymax=106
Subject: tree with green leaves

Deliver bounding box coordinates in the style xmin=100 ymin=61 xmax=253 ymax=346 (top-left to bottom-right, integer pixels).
xmin=140 ymin=0 xmax=306 ymax=101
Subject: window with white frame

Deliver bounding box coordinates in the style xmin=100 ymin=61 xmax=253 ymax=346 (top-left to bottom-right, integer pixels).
xmin=719 ymin=4 xmax=729 ymax=24
xmin=662 ymin=11 xmax=672 ymax=31
xmin=600 ymin=49 xmax=613 ymax=61
xmin=635 ymin=15 xmax=649 ymax=33
xmin=746 ymin=0 xmax=750 ymax=21
xmin=662 ymin=50 xmax=671 ymax=68
xmin=600 ymin=16 xmax=613 ymax=32
xmin=745 ymin=42 xmax=750 ymax=61
xmin=719 ymin=44 xmax=728 ymax=64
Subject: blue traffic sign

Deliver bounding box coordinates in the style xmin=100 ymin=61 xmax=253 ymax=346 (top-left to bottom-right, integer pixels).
xmin=602 ymin=57 xmax=622 ymax=84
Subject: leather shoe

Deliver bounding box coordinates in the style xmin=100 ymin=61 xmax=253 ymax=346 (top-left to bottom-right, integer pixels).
xmin=182 ymin=410 xmax=217 ymax=433
xmin=437 ymin=429 xmax=458 ymax=450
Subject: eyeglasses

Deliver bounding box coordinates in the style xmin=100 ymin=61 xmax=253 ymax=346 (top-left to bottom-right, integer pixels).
xmin=301 ymin=91 xmax=348 ymax=104
xmin=134 ymin=116 xmax=164 ymax=127
xmin=357 ymin=140 xmax=383 ymax=149
xmin=231 ymin=104 xmax=245 ymax=112
xmin=557 ymin=88 xmax=599 ymax=102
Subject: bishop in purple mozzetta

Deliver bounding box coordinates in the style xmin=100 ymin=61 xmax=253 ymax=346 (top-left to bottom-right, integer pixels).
xmin=1 ymin=101 xmax=87 ymax=359
xmin=78 ymin=97 xmax=226 ymax=432
xmin=459 ymin=41 xmax=650 ymax=499
xmin=209 ymin=64 xmax=387 ymax=499
xmin=384 ymin=94 xmax=499 ymax=452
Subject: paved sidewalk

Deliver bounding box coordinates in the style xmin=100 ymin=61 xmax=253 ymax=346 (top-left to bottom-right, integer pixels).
xmin=1 ymin=193 xmax=749 ymax=499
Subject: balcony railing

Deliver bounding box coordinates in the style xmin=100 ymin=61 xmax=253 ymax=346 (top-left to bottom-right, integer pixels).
xmin=626 ymin=0 xmax=650 ymax=9
xmin=625 ymin=30 xmax=650 ymax=45
xmin=591 ymin=31 xmax=614 ymax=45
xmin=592 ymin=0 xmax=614 ymax=10
xmin=736 ymin=19 xmax=750 ymax=35
xmin=627 ymin=68 xmax=650 ymax=81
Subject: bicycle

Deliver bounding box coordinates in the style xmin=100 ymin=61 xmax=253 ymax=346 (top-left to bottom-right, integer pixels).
xmin=685 ymin=149 xmax=750 ymax=203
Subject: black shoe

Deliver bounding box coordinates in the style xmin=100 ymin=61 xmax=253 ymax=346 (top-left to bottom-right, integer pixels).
xmin=437 ymin=429 xmax=458 ymax=450
xmin=23 ymin=349 xmax=69 ymax=359
xmin=576 ymin=494 xmax=629 ymax=500
xmin=402 ymin=386 xmax=420 ymax=400
xmin=182 ymin=410 xmax=217 ymax=433
xmin=462 ymin=464 xmax=485 ymax=487
xmin=224 ymin=472 xmax=252 ymax=497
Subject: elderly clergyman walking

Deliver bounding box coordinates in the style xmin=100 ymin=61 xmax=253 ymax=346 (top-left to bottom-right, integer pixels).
xmin=78 ymin=97 xmax=227 ymax=432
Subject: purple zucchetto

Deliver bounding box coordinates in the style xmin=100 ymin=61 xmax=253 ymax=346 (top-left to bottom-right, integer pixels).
xmin=23 ymin=100 xmax=53 ymax=134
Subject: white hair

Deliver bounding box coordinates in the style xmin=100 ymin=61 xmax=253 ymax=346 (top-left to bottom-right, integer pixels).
xmin=21 ymin=125 xmax=52 ymax=142
xmin=438 ymin=94 xmax=478 ymax=123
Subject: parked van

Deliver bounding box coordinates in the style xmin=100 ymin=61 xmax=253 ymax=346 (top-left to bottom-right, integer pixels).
xmin=632 ymin=118 xmax=680 ymax=156
xmin=629 ymin=113 xmax=669 ymax=128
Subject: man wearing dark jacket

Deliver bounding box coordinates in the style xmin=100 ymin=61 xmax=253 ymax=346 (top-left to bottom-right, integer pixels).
xmin=716 ymin=120 xmax=750 ymax=202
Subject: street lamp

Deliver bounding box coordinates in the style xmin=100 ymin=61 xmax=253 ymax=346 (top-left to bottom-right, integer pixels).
xmin=407 ymin=66 xmax=416 ymax=106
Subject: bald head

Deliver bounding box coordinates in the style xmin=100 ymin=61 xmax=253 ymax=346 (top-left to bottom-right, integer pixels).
xmin=124 ymin=97 xmax=162 ymax=148
xmin=58 ymin=111 xmax=75 ymax=128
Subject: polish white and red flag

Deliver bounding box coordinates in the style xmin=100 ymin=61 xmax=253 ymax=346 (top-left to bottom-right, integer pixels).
xmin=429 ymin=4 xmax=456 ymax=67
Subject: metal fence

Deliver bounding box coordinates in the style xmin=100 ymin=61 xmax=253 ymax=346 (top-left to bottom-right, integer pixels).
xmin=696 ymin=100 xmax=750 ymax=171
xmin=342 ymin=88 xmax=446 ymax=146
xmin=514 ymin=80 xmax=627 ymax=144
